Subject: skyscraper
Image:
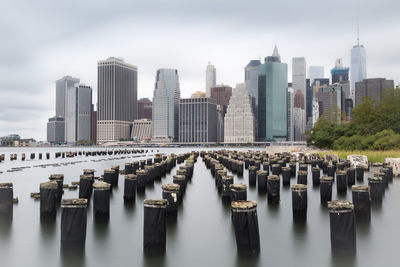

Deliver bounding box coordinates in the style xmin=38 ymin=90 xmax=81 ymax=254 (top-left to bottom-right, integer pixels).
xmin=309 ymin=66 xmax=325 ymax=83
xmin=97 ymin=57 xmax=137 ymax=143
xmin=293 ymin=108 xmax=306 ymax=141
xmin=331 ymin=58 xmax=349 ymax=84
xmin=152 ymin=68 xmax=180 ymax=141
xmin=210 ymin=85 xmax=232 ymax=116
xmin=65 ymin=84 xmax=92 ymax=143
xmin=292 ymin=57 xmax=306 ymax=106
xmin=245 ymin=60 xmax=262 ymax=106
xmin=294 ymin=90 xmax=305 ymax=109
xmin=205 ymin=62 xmax=216 ymax=97
xmin=351 ymin=29 xmax=367 ymax=94
xmin=258 ymin=46 xmax=288 ymax=141
xmin=287 ymin=87 xmax=294 ymax=142
xmin=56 ymin=76 xmax=80 ymax=119
xmin=179 ymin=95 xmax=217 ymax=143
xmin=224 ymin=83 xmax=255 ymax=143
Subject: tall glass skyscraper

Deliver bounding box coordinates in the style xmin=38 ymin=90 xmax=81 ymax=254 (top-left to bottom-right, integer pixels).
xmin=258 ymin=46 xmax=288 ymax=141
xmin=205 ymin=62 xmax=216 ymax=97
xmin=351 ymin=36 xmax=367 ymax=95
xmin=152 ymin=68 xmax=180 ymax=141
xmin=292 ymin=57 xmax=306 ymax=107
xmin=97 ymin=57 xmax=137 ymax=143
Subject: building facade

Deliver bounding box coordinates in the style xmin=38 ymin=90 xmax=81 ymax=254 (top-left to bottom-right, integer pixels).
xmin=97 ymin=57 xmax=138 ymax=143
xmin=245 ymin=60 xmax=262 ymax=106
xmin=293 ymin=107 xmax=306 ymax=141
xmin=65 ymin=84 xmax=92 ymax=143
xmin=152 ymin=68 xmax=180 ymax=142
xmin=258 ymin=46 xmax=288 ymax=141
xmin=287 ymin=87 xmax=294 ymax=142
xmin=210 ymin=85 xmax=232 ymax=116
xmin=294 ymin=90 xmax=305 ymax=109
xmin=178 ymin=96 xmax=217 ymax=143
xmin=292 ymin=57 xmax=306 ymax=108
xmin=316 ymin=85 xmax=344 ymax=123
xmin=47 ymin=116 xmax=65 ymax=144
xmin=205 ymin=62 xmax=216 ymax=97
xmin=224 ymin=83 xmax=255 ymax=143
xmin=131 ymin=119 xmax=152 ymax=142
xmin=137 ymin=98 xmax=152 ymax=120
xmin=56 ymin=76 xmax=80 ymax=119
xmin=91 ymin=110 xmax=97 ymax=144
xmin=355 ymin=78 xmax=394 ymax=107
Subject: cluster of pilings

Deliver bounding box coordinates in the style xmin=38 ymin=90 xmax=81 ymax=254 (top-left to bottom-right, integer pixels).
xmin=20 ymin=152 xmax=191 ymax=252
xmin=0 ymin=149 xmax=148 ymax=163
xmin=199 ymin=150 xmax=395 ymax=255
xmin=143 ymin=152 xmax=198 ymax=254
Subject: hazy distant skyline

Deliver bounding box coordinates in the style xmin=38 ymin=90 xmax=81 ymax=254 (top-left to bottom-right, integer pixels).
xmin=1 ymin=0 xmax=399 ymax=140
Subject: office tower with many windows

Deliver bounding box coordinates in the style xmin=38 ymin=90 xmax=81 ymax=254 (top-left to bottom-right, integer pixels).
xmin=65 ymin=84 xmax=92 ymax=143
xmin=355 ymin=78 xmax=394 ymax=107
xmin=152 ymin=68 xmax=180 ymax=142
xmin=258 ymin=46 xmax=288 ymax=141
xmin=178 ymin=95 xmax=217 ymax=143
xmin=137 ymin=98 xmax=152 ymax=120
xmin=97 ymin=57 xmax=137 ymax=143
xmin=287 ymin=87 xmax=294 ymax=142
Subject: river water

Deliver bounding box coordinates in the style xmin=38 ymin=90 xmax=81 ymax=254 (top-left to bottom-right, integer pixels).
xmin=0 ymin=147 xmax=398 ymax=267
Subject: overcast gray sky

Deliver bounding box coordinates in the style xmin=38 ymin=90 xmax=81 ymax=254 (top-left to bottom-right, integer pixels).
xmin=1 ymin=0 xmax=399 ymax=141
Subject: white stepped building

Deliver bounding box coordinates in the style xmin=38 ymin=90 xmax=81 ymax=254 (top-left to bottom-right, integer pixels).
xmin=224 ymin=83 xmax=255 ymax=143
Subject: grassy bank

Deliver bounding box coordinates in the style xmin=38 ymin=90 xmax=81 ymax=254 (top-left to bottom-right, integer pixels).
xmin=317 ymin=150 xmax=400 ymax=163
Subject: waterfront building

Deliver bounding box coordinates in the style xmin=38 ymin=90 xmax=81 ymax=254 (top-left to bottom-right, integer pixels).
xmin=137 ymin=98 xmax=152 ymax=120
xmin=245 ymin=60 xmax=262 ymax=106
xmin=258 ymin=46 xmax=288 ymax=141
xmin=97 ymin=57 xmax=137 ymax=143
xmin=47 ymin=116 xmax=65 ymax=144
xmin=56 ymin=76 xmax=80 ymax=119
xmin=355 ymin=78 xmax=394 ymax=107
xmin=65 ymin=84 xmax=92 ymax=143
xmin=311 ymin=98 xmax=319 ymax=127
xmin=131 ymin=119 xmax=152 ymax=142
xmin=205 ymin=62 xmax=216 ymax=97
xmin=224 ymin=83 xmax=255 ymax=143
xmin=178 ymin=95 xmax=217 ymax=143
xmin=152 ymin=68 xmax=180 ymax=142
xmin=217 ymin=105 xmax=224 ymax=143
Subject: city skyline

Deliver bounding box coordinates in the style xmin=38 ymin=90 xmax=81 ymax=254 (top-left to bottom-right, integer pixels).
xmin=1 ymin=0 xmax=400 ymax=140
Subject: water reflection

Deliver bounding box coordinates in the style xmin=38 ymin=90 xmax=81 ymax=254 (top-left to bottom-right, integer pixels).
xmin=142 ymin=253 xmax=166 ymax=267
xmin=93 ymin=221 xmax=109 ymax=241
xmin=330 ymin=250 xmax=357 ymax=267
xmin=0 ymin=217 xmax=12 ymax=240
xmin=60 ymin=245 xmax=86 ymax=267
xmin=292 ymin=221 xmax=307 ymax=243
xmin=234 ymin=253 xmax=260 ymax=267
xmin=40 ymin=218 xmax=56 ymax=242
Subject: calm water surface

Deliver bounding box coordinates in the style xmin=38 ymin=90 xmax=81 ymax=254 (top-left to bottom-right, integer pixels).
xmin=0 ymin=147 xmax=399 ymax=267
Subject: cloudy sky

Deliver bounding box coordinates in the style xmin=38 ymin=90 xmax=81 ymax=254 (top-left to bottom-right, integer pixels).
xmin=1 ymin=0 xmax=399 ymax=141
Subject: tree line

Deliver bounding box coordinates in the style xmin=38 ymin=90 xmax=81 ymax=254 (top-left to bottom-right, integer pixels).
xmin=307 ymin=88 xmax=400 ymax=150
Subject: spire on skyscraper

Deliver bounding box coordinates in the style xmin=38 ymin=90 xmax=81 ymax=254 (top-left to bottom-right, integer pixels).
xmin=272 ymin=45 xmax=280 ymax=59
